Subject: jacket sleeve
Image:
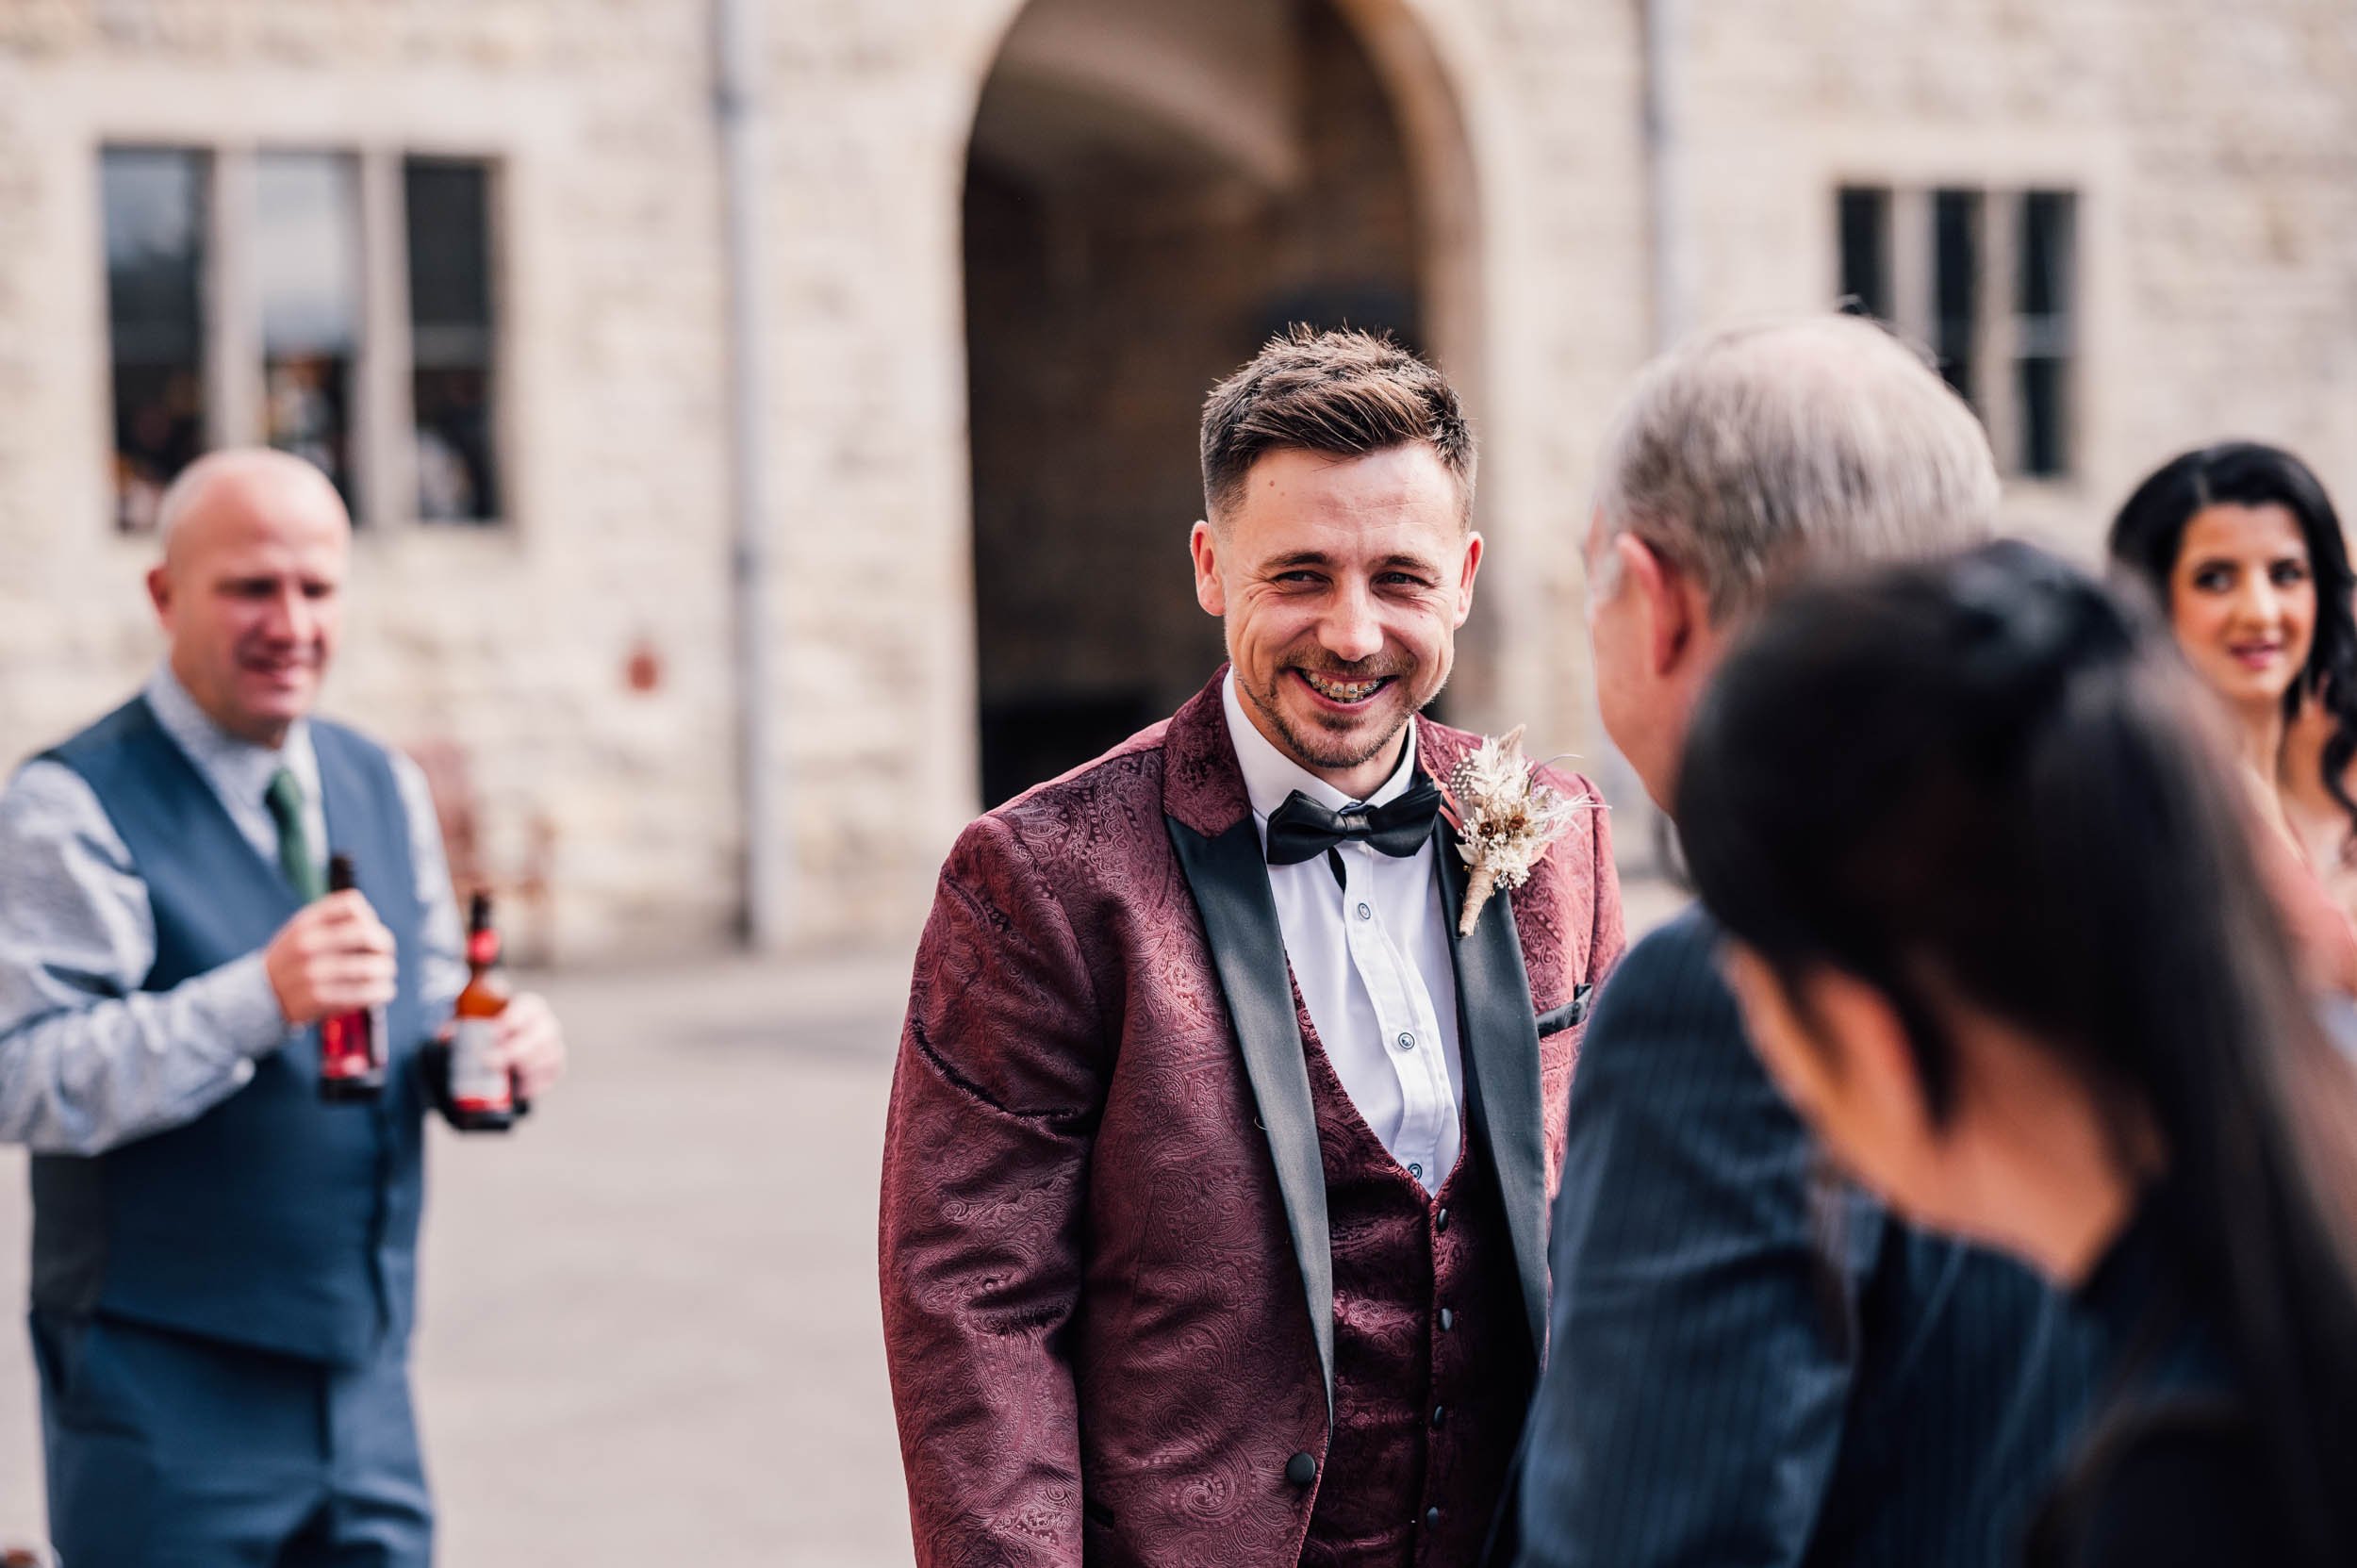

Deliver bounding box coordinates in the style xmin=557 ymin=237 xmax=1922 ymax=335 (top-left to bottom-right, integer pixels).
xmin=1515 ymin=916 xmax=1854 ymax=1568
xmin=1528 ymin=772 xmax=1626 ymax=1198
xmin=879 ymin=812 xmax=1108 ymax=1567
xmin=1584 ymin=780 xmax=1628 ymax=987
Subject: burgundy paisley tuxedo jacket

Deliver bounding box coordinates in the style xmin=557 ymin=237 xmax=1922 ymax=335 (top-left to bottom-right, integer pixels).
xmin=880 ymin=669 xmax=1624 ymax=1565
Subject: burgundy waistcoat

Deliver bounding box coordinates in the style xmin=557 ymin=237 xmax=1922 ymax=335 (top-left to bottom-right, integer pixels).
xmin=1299 ymin=1009 xmax=1535 ymax=1566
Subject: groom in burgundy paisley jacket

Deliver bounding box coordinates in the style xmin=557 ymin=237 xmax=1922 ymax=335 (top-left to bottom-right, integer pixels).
xmin=881 ymin=327 xmax=1624 ymax=1566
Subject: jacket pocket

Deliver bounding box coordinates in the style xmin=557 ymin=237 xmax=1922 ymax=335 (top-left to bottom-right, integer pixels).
xmin=1535 ymin=984 xmax=1593 ymax=1037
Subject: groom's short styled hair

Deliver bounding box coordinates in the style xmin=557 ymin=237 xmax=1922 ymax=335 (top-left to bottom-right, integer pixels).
xmin=1200 ymin=326 xmax=1475 ymax=527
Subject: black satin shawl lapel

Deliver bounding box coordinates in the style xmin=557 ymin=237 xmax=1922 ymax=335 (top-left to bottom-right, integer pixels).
xmin=1437 ymin=822 xmax=1551 ymax=1361
xmin=1166 ymin=814 xmax=1335 ymax=1421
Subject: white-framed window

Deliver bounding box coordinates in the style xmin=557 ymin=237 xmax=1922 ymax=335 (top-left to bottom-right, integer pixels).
xmin=102 ymin=144 xmax=504 ymax=532
xmin=1837 ymin=183 xmax=2077 ymax=480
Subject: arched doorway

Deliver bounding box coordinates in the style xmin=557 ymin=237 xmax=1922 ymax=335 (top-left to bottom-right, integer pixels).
xmin=964 ymin=0 xmax=1470 ymax=805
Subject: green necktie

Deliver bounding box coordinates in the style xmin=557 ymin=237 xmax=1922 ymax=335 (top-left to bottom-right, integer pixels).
xmin=264 ymin=767 xmax=323 ymax=900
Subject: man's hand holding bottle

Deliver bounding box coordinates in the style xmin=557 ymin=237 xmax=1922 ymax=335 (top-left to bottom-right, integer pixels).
xmin=263 ymin=889 xmax=396 ymax=1027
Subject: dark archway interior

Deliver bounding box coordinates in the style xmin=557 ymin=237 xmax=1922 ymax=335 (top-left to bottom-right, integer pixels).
xmin=964 ymin=0 xmax=1426 ymax=806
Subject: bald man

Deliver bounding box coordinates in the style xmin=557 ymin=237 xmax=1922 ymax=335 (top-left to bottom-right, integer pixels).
xmin=0 ymin=449 xmax=564 ymax=1565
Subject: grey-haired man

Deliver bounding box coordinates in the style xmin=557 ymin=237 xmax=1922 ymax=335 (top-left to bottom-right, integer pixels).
xmin=1494 ymin=317 xmax=2104 ymax=1568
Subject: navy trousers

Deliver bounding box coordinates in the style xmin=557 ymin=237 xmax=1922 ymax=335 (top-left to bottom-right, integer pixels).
xmin=29 ymin=1312 xmax=432 ymax=1568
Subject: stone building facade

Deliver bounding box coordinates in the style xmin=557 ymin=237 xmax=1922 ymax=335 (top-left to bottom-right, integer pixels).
xmin=1 ymin=0 xmax=2352 ymax=958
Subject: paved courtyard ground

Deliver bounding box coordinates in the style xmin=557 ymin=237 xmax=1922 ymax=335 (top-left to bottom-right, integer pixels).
xmin=0 ymin=883 xmax=1689 ymax=1565
xmin=0 ymin=951 xmax=923 ymax=1566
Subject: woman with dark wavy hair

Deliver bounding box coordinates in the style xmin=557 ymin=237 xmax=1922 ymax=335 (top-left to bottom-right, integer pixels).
xmin=1677 ymin=541 xmax=2357 ymax=1567
xmin=2108 ymin=442 xmax=2357 ymax=924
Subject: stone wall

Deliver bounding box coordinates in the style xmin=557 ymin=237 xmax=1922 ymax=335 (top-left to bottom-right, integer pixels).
xmin=0 ymin=0 xmax=2351 ymax=958
xmin=0 ymin=0 xmax=747 ymax=960
xmin=1671 ymin=0 xmax=2357 ymax=554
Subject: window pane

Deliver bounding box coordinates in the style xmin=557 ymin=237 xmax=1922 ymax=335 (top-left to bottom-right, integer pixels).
xmin=2018 ymin=190 xmax=2075 ymax=477
xmin=2019 ymin=355 xmax=2067 ymax=477
xmin=255 ymin=152 xmax=362 ymax=515
xmin=1837 ymin=187 xmax=1890 ymax=319
xmin=2020 ymin=190 xmax=2074 ymax=321
xmin=1932 ymin=189 xmax=1980 ymax=408
xmin=404 ymin=158 xmax=500 ymax=522
xmin=103 ymin=147 xmax=208 ymax=534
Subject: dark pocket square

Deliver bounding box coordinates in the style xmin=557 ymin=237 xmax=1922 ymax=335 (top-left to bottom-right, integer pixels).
xmin=1535 ymin=984 xmax=1593 ymax=1036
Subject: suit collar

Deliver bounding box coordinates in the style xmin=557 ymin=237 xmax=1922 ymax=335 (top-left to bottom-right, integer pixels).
xmin=1164 ymin=807 xmax=1336 ymax=1420
xmin=1160 ymin=668 xmax=1255 ymax=837
xmin=1422 ymin=710 xmax=1556 ymax=1358
xmin=1435 ymin=817 xmax=1553 ymax=1361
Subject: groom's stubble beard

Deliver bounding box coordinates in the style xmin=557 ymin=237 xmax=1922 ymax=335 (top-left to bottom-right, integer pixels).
xmin=1237 ymin=650 xmax=1445 ymax=779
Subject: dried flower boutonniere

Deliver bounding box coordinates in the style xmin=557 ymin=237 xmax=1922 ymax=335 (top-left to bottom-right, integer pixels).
xmin=1437 ymin=725 xmax=1599 ymax=936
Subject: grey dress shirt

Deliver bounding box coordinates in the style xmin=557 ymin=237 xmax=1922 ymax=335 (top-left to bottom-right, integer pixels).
xmin=0 ymin=668 xmax=466 ymax=1154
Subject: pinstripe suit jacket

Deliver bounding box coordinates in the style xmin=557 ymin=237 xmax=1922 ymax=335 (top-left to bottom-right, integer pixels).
xmin=1496 ymin=908 xmax=2107 ymax=1568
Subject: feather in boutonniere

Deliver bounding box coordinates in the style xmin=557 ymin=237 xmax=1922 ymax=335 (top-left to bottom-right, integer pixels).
xmin=1437 ymin=725 xmax=1599 ymax=936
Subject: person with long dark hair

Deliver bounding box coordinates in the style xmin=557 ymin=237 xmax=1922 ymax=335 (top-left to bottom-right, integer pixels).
xmin=1677 ymin=539 xmax=2357 ymax=1567
xmin=2109 ymin=442 xmax=2357 ymax=928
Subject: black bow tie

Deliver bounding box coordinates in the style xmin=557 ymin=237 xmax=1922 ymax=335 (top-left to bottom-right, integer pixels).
xmin=1265 ymin=775 xmax=1444 ymax=867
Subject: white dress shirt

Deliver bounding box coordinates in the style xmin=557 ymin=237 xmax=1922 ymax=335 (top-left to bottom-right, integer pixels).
xmin=1224 ymin=671 xmax=1463 ymax=1194
xmin=0 ymin=667 xmax=466 ymax=1155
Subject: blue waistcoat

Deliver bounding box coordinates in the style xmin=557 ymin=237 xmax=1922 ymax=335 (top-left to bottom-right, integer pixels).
xmin=31 ymin=697 xmax=431 ymax=1367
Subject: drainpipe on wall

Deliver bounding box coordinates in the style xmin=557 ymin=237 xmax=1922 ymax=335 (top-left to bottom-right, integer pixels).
xmin=1642 ymin=0 xmax=1690 ymax=351
xmin=1614 ymin=0 xmax=1690 ymax=879
xmin=716 ymin=0 xmax=786 ymax=948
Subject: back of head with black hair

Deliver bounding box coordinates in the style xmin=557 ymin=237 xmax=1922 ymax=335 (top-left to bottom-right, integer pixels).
xmin=1677 ymin=539 xmax=2357 ymax=1567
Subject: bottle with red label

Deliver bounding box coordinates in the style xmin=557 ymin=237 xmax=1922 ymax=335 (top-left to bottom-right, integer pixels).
xmin=318 ymin=854 xmax=388 ymax=1102
xmin=446 ymin=891 xmax=516 ymax=1132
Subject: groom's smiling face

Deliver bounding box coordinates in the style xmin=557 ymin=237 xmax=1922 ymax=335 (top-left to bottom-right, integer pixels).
xmin=1191 ymin=442 xmax=1482 ymax=801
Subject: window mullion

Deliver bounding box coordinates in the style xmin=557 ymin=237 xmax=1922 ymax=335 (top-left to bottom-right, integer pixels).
xmin=206 ymin=144 xmax=263 ymax=449
xmin=358 ymin=147 xmax=415 ymax=529
xmin=1978 ymin=188 xmax=2021 ymax=477
xmin=1887 ymin=187 xmax=1934 ymax=358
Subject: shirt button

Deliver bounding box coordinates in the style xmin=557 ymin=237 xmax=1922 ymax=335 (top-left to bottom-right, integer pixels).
xmin=1439 ymin=1306 xmax=1454 ymax=1331
xmin=1356 ymin=902 xmax=1373 ymax=921
xmin=1408 ymin=1163 xmax=1423 ymax=1180
xmin=1396 ymin=1031 xmax=1416 ymax=1051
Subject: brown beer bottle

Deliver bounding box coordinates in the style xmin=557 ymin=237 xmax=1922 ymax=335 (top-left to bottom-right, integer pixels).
xmin=446 ymin=892 xmax=516 ymax=1131
xmin=318 ymin=854 xmax=388 ymax=1102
